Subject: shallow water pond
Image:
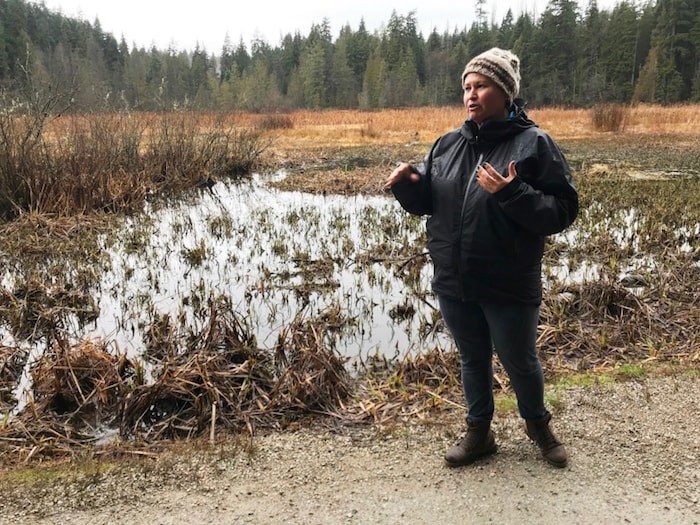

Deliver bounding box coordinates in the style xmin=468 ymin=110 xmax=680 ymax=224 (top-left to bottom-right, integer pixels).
xmin=76 ymin=173 xmax=448 ymax=361
xmin=2 ymin=173 xmax=695 ymax=369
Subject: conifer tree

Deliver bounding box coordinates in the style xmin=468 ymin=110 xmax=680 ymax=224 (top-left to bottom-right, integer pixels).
xmin=600 ymin=1 xmax=638 ymax=101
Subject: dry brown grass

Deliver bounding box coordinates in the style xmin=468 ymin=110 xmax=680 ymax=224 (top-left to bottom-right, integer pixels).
xmin=32 ymin=104 xmax=700 ymax=182
xmin=224 ymin=104 xmax=700 ymax=151
xmin=1 ymin=111 xmax=268 ymax=220
xmin=38 ymin=104 xmax=700 ymax=152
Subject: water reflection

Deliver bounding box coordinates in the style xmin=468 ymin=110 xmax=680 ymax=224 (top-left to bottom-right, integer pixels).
xmin=89 ymin=174 xmax=444 ymax=361
xmin=3 ymin=174 xmax=687 ymax=367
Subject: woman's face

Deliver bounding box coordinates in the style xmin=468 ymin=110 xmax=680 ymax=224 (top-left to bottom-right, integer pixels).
xmin=463 ymin=73 xmax=509 ymax=125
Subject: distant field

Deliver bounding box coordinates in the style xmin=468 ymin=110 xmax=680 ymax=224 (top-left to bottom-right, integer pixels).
xmin=40 ymin=104 xmax=700 ymax=154
xmin=226 ymin=104 xmax=700 ymax=150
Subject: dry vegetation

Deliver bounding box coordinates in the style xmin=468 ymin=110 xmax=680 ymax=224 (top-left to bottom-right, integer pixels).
xmin=1 ymin=104 xmax=699 ymax=467
xmin=243 ymin=103 xmax=700 ymax=194
xmin=240 ymin=103 xmax=700 ymax=148
xmin=0 ymin=107 xmax=268 ymax=220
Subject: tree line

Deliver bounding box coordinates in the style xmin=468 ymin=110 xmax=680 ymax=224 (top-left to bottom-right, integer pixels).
xmin=1 ymin=0 xmax=699 ymax=111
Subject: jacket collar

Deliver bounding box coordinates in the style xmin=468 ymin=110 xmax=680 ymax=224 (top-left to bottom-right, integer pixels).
xmin=460 ymin=99 xmax=536 ymax=144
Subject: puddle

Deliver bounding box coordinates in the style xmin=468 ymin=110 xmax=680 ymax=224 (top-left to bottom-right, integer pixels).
xmin=2 ymin=173 xmax=695 ymax=370
xmin=62 ymin=174 xmax=445 ymax=361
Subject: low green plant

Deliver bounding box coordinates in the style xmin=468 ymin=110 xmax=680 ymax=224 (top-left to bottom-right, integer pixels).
xmin=615 ymin=363 xmax=646 ymax=379
xmin=494 ymin=394 xmax=518 ymax=413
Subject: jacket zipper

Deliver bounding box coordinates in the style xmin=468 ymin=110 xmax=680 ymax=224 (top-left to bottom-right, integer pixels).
xmin=455 ymin=152 xmax=483 ymax=299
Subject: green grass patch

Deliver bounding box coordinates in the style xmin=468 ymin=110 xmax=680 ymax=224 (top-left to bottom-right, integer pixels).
xmin=494 ymin=394 xmax=518 ymax=413
xmin=615 ymin=363 xmax=646 ymax=379
xmin=0 ymin=459 xmax=118 ymax=488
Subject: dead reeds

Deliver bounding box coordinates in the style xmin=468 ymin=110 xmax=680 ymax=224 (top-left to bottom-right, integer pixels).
xmin=1 ymin=104 xmax=699 ymax=467
xmin=31 ymin=341 xmax=133 ymax=424
xmin=590 ymin=103 xmax=631 ymax=132
xmin=0 ymin=345 xmax=27 ymax=410
xmin=539 ymin=260 xmax=700 ymax=373
xmin=0 ymin=98 xmax=268 ymax=220
xmin=271 ymin=316 xmax=352 ymax=418
xmin=351 ymin=347 xmax=462 ymax=426
xmin=0 ymin=340 xmax=136 ymax=463
xmin=0 ymin=277 xmax=98 ymax=342
xmin=124 ymin=299 xmax=276 ymax=440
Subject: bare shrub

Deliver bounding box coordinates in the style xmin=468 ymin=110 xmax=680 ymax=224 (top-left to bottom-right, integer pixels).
xmin=0 ymin=86 xmax=269 ymax=220
xmin=0 ymin=90 xmax=67 ymax=219
xmin=591 ymin=103 xmax=630 ymax=132
xmin=142 ymin=112 xmax=269 ymax=187
xmin=255 ymin=113 xmax=294 ymax=131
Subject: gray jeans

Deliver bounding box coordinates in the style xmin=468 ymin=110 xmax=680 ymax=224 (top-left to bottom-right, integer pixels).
xmin=438 ymin=295 xmax=548 ymax=422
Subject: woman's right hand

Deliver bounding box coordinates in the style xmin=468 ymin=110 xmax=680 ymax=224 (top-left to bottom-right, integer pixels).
xmin=383 ymin=162 xmax=419 ymax=191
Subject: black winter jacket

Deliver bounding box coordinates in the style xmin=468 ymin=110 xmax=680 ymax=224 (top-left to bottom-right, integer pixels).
xmin=391 ymin=102 xmax=578 ymax=304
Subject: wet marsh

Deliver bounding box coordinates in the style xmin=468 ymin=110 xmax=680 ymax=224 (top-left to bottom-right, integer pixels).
xmin=0 ymin=106 xmax=698 ymax=463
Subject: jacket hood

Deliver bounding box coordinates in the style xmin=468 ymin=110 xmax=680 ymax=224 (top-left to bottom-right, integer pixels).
xmin=460 ymin=98 xmax=536 ymax=144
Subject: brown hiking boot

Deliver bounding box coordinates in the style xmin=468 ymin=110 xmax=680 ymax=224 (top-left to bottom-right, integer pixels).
xmin=525 ymin=414 xmax=568 ymax=468
xmin=444 ymin=420 xmax=497 ymax=467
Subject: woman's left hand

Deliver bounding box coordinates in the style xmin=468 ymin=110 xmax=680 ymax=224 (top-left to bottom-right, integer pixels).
xmin=476 ymin=161 xmax=516 ymax=194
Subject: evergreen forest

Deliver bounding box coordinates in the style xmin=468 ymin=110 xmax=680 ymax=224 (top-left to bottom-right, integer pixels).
xmin=1 ymin=0 xmax=700 ymax=111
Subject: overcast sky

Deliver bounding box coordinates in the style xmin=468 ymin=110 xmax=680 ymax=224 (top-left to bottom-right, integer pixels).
xmin=37 ymin=0 xmax=617 ymax=53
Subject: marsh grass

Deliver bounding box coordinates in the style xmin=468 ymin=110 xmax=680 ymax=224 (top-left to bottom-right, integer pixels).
xmin=0 ymin=276 xmax=99 ymax=342
xmin=240 ymin=104 xmax=700 ymax=149
xmin=0 ymin=345 xmax=27 ymax=410
xmin=1 ymin=104 xmax=699 ymax=466
xmin=590 ymin=103 xmax=630 ymax=132
xmin=254 ymin=113 xmax=294 ymax=131
xmin=0 ymin=305 xmax=356 ymax=462
xmin=0 ymin=103 xmax=267 ymax=220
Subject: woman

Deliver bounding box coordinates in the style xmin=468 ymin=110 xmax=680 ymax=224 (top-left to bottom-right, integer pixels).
xmin=384 ymin=48 xmax=578 ymax=468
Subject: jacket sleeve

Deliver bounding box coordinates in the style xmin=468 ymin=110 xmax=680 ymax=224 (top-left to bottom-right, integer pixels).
xmin=494 ymin=133 xmax=578 ymax=236
xmin=390 ymin=150 xmax=433 ymax=216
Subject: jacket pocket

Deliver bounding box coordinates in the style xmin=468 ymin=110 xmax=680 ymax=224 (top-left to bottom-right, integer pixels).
xmin=426 ymin=217 xmax=456 ymax=271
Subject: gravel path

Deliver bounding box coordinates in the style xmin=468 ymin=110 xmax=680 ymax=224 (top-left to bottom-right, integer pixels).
xmin=1 ymin=374 xmax=698 ymax=525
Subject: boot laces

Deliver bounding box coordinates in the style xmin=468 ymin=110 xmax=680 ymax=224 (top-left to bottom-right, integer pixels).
xmin=536 ymin=425 xmax=561 ymax=450
xmin=458 ymin=424 xmax=488 ymax=449
xmin=459 ymin=430 xmax=480 ymax=448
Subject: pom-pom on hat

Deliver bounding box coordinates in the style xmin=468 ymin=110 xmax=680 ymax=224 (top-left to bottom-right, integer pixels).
xmin=462 ymin=48 xmax=521 ymax=104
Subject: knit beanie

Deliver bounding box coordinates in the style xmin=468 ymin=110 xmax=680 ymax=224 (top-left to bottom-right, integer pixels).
xmin=461 ymin=48 xmax=521 ymax=104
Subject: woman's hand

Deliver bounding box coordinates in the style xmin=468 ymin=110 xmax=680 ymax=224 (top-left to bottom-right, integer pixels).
xmin=384 ymin=162 xmax=419 ymax=191
xmin=476 ymin=161 xmax=516 ymax=194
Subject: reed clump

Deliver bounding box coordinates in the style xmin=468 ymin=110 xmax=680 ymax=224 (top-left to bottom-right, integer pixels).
xmin=590 ymin=103 xmax=630 ymax=132
xmin=539 ymin=259 xmax=700 ymax=372
xmin=0 ymin=277 xmax=99 ymax=342
xmin=0 ymin=91 xmax=268 ymax=221
xmin=0 ymin=340 xmax=138 ymax=463
xmin=254 ymin=113 xmax=294 ymax=131
xmin=0 ymin=345 xmax=27 ymax=410
xmin=124 ymin=301 xmax=276 ymax=440
xmin=271 ymin=317 xmax=352 ymax=417
xmin=31 ymin=341 xmax=136 ymax=425
xmin=351 ymin=348 xmax=462 ymax=425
